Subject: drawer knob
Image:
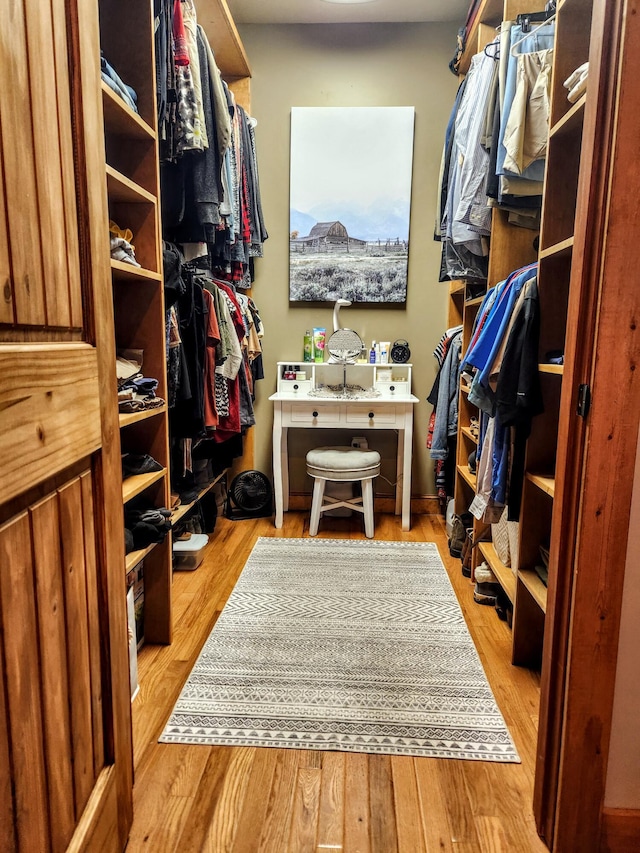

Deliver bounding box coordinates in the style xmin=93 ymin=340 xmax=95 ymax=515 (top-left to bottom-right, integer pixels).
xmin=293 ymin=384 xmax=299 ymax=390
xmin=368 ymin=412 xmax=375 ymax=419
xmin=312 ymin=410 xmax=319 ymax=418
xmin=389 ymin=385 xmax=395 ymax=392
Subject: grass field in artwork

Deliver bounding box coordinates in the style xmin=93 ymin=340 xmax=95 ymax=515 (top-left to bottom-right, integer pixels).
xmin=290 ymin=251 xmax=408 ymax=303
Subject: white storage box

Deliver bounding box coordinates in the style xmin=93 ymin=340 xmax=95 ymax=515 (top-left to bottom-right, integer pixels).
xmin=173 ymin=533 xmax=209 ymax=571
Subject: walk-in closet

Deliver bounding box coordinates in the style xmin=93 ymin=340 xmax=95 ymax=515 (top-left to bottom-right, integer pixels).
xmin=0 ymin=0 xmax=638 ymax=851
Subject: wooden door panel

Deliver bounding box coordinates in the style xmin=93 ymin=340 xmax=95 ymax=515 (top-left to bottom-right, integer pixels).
xmin=0 ymin=144 xmax=11 ymax=326
xmin=50 ymin=0 xmax=84 ymax=329
xmin=23 ymin=0 xmax=72 ymax=328
xmin=1 ymin=473 xmax=115 ymax=852
xmin=0 ymin=345 xmax=101 ymax=503
xmin=31 ymin=494 xmax=76 ymax=853
xmin=0 ymin=0 xmax=45 ymax=326
xmin=59 ymin=478 xmax=98 ymax=818
xmin=0 ymin=637 xmax=16 ymax=852
xmin=80 ymin=471 xmax=106 ymax=776
xmin=0 ymin=512 xmax=51 ymax=851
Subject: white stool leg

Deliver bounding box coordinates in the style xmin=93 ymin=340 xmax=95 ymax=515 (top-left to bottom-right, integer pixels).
xmin=309 ymin=477 xmax=326 ymax=536
xmin=362 ymin=477 xmax=375 ymax=539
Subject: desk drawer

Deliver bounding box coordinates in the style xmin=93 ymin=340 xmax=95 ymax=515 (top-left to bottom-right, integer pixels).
xmin=346 ymin=405 xmax=397 ymax=425
xmin=289 ymin=404 xmax=341 ymax=425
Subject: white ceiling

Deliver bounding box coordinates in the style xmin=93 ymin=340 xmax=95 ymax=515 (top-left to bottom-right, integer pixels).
xmin=225 ymin=0 xmax=469 ymax=25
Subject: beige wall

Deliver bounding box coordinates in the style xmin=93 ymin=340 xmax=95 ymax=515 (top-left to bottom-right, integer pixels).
xmin=242 ymin=22 xmax=460 ymax=496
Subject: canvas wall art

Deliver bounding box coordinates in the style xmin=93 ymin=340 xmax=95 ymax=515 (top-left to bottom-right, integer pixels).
xmin=289 ymin=107 xmax=415 ymax=303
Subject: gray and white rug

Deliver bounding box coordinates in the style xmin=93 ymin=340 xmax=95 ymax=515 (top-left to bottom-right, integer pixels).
xmin=160 ymin=538 xmax=520 ymax=762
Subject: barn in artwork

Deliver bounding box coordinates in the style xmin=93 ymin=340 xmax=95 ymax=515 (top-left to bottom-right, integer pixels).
xmin=291 ymin=221 xmax=367 ymax=253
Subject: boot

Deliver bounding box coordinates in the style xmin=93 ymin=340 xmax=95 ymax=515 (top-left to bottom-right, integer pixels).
xmin=474 ymin=561 xmax=501 ymax=606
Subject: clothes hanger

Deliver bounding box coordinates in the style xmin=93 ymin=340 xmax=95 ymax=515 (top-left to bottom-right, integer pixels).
xmin=509 ymin=13 xmax=556 ymax=56
xmin=484 ymin=41 xmax=500 ymax=60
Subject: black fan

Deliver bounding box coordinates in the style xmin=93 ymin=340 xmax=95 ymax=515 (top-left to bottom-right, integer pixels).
xmin=226 ymin=470 xmax=273 ymax=520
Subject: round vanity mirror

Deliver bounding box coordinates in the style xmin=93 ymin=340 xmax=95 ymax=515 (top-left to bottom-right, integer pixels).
xmin=326 ymin=328 xmax=363 ymax=364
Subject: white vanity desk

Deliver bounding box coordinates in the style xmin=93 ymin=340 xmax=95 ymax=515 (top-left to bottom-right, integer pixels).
xmin=270 ymin=362 xmax=419 ymax=531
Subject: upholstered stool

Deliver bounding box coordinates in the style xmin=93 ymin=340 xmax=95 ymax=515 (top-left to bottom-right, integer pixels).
xmin=306 ymin=446 xmax=381 ymax=538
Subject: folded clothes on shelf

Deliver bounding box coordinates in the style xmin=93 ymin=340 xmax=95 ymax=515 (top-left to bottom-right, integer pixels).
xmin=563 ymin=61 xmax=588 ymax=103
xmin=124 ymin=502 xmax=172 ymax=553
xmin=101 ymin=53 xmax=139 ymax=114
xmin=119 ymin=396 xmax=166 ymax=414
xmin=111 ymin=235 xmax=141 ymax=267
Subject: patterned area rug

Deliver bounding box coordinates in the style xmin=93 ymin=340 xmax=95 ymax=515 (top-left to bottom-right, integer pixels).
xmin=160 ymin=538 xmax=520 ymax=762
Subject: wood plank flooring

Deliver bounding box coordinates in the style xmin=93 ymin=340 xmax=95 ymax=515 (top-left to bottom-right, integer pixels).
xmin=127 ymin=512 xmax=547 ymax=852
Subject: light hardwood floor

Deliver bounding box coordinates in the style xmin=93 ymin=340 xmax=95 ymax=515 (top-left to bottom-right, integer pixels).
xmin=127 ymin=511 xmax=547 ymax=852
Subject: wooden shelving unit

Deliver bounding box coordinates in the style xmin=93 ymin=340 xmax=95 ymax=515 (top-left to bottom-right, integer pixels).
xmin=99 ymin=0 xmax=171 ymax=645
xmin=97 ymin=0 xmax=253 ymax=649
xmin=450 ymin=0 xmax=555 ymax=669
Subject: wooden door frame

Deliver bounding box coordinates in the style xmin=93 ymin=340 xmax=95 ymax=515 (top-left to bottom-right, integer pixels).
xmin=65 ymin=0 xmax=133 ymax=847
xmin=535 ymin=0 xmax=640 ymax=849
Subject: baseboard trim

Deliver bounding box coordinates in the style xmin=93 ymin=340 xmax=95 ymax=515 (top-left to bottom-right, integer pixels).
xmin=601 ymin=808 xmax=640 ymax=852
xmin=287 ymin=493 xmax=441 ymax=515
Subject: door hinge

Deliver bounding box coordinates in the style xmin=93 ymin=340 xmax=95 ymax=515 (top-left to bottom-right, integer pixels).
xmin=577 ymin=383 xmax=591 ymax=418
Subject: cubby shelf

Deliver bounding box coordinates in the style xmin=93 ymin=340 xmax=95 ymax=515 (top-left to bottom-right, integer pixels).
xmin=122 ymin=469 xmax=166 ymax=504
xmin=519 ymin=568 xmax=548 ymax=613
xmin=465 ymin=295 xmax=484 ymax=308
xmin=457 ymin=464 xmax=477 ymax=490
xmin=125 ymin=542 xmax=157 ymax=574
xmin=101 ymin=81 xmax=155 ymax=140
xmin=550 ymin=94 xmax=586 ymax=138
xmin=460 ymin=426 xmax=479 ymax=444
xmin=119 ymin=405 xmax=167 ymax=429
xmin=110 ymin=259 xmax=162 ymax=284
xmin=539 ymin=363 xmax=564 ymax=375
xmin=526 ymin=472 xmax=556 ymax=498
xmin=478 ymin=541 xmax=517 ymax=603
xmin=539 ymin=236 xmax=574 ymax=260
xmin=106 ymin=164 xmax=156 ymax=205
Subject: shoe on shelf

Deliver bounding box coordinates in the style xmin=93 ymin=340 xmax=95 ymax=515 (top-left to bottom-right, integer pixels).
xmin=122 ymin=453 xmax=163 ymax=478
xmin=473 ymin=561 xmax=501 ymax=606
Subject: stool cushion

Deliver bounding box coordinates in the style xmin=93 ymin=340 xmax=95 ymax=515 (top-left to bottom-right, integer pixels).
xmin=306 ymin=446 xmax=381 ymax=481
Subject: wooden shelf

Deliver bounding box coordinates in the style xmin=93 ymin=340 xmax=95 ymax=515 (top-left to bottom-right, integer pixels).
xmin=101 ymin=81 xmax=155 ymax=141
xmin=450 ymin=280 xmax=466 ymax=296
xmin=465 ymin=295 xmax=484 ymax=308
xmin=171 ymin=471 xmax=227 ymax=526
xmin=539 ymin=236 xmax=574 ymax=260
xmin=106 ymin=164 xmax=156 ymax=205
xmin=518 ymin=568 xmax=548 ymax=613
xmin=460 ymin=383 xmax=472 ymax=395
xmin=539 ymin=363 xmax=564 ymax=375
xmin=125 ymin=543 xmax=157 ymax=573
xmin=198 ymin=0 xmax=251 ymax=78
xmin=457 ymin=464 xmax=477 ymax=490
xmin=119 ymin=406 xmax=167 ymax=429
xmin=550 ymin=94 xmax=587 ymax=138
xmin=458 ymin=0 xmax=503 ymax=74
xmin=122 ymin=469 xmax=166 ymax=504
xmin=460 ymin=426 xmax=479 ymax=445
xmin=526 ymin=472 xmax=556 ymax=498
xmin=478 ymin=542 xmax=517 ymax=604
xmin=110 ymin=259 xmax=162 ymax=284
